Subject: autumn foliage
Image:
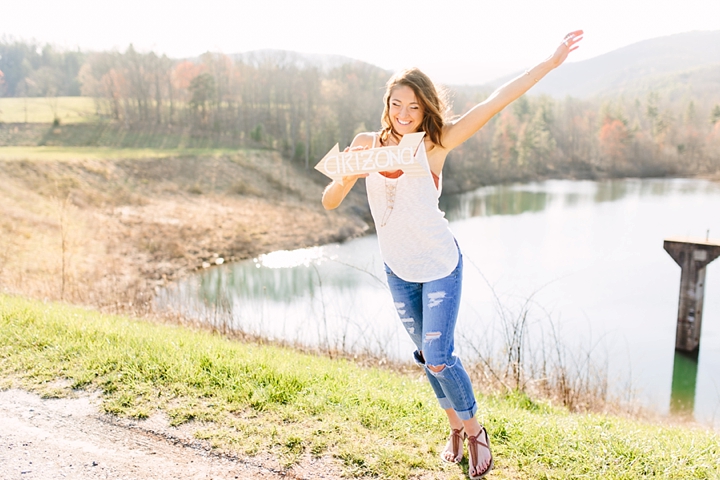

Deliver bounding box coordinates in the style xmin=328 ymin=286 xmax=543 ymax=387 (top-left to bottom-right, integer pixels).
xmin=2 ymin=39 xmax=720 ymax=190
xmin=599 ymin=118 xmax=629 ymax=165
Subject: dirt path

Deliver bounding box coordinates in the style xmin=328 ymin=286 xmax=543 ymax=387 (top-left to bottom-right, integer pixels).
xmin=0 ymin=389 xmax=340 ymax=480
xmin=0 ymin=153 xmax=366 ymax=479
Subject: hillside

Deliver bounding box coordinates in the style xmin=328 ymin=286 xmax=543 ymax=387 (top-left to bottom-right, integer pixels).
xmin=594 ymin=62 xmax=720 ymax=104
xmin=485 ymin=30 xmax=720 ymax=100
xmin=0 ymin=145 xmax=370 ymax=311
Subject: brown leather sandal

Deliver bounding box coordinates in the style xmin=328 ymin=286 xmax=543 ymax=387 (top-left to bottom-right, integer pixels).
xmin=467 ymin=426 xmax=493 ymax=479
xmin=441 ymin=427 xmax=466 ymax=464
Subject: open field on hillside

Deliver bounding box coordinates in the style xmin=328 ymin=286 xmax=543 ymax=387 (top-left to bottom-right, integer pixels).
xmin=0 ymin=96 xmax=99 ymax=124
xmin=0 ymin=146 xmax=244 ymax=161
xmin=0 ymin=121 xmax=252 ymax=150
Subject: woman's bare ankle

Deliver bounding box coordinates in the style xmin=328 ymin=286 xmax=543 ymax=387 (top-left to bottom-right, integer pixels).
xmin=462 ymin=417 xmax=482 ymax=437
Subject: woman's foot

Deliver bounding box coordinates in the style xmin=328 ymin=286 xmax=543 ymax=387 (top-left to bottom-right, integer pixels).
xmin=467 ymin=426 xmax=493 ymax=479
xmin=440 ymin=427 xmax=466 ymax=463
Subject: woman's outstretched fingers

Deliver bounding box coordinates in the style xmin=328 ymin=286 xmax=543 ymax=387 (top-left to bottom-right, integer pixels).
xmin=551 ymin=29 xmax=583 ymax=66
xmin=563 ymin=30 xmax=584 ymax=51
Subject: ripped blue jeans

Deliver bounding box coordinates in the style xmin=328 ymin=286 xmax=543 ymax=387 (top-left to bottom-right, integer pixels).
xmin=384 ymin=250 xmax=478 ymax=420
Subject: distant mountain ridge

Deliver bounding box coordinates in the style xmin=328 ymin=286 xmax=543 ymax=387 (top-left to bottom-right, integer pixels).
xmin=228 ymin=49 xmax=385 ymax=72
xmin=485 ymin=30 xmax=720 ymax=99
xmin=233 ymin=32 xmax=720 ymax=102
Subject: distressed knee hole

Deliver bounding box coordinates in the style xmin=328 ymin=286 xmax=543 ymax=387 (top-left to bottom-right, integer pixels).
xmin=401 ymin=316 xmax=415 ymax=335
xmin=427 ymin=291 xmax=446 ymax=308
xmin=425 ymin=331 xmax=442 ymax=343
xmin=427 ymin=364 xmax=446 ymax=373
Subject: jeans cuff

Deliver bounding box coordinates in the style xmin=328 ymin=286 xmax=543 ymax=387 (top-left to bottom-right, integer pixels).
xmin=453 ymin=402 xmax=478 ymax=421
xmin=437 ymin=396 xmax=453 ymax=410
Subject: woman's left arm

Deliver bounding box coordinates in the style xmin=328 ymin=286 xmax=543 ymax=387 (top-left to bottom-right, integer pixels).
xmin=442 ymin=30 xmax=583 ymax=151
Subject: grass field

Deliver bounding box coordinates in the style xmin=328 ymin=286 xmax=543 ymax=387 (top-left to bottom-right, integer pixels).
xmin=0 ymin=120 xmax=251 ymax=149
xmin=0 ymin=97 xmax=99 ymax=124
xmin=1 ymin=294 xmax=718 ymax=479
xmin=0 ymin=146 xmax=246 ymax=161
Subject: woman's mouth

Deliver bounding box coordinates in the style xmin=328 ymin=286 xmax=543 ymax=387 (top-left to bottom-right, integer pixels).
xmin=396 ymin=118 xmax=411 ymax=126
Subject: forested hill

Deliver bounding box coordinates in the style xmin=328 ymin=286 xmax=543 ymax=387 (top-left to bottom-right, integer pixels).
xmin=487 ymin=30 xmax=720 ymax=100
xmin=1 ymin=33 xmax=720 ymax=192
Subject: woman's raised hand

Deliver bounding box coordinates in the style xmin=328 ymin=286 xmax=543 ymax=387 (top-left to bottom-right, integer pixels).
xmin=339 ymin=145 xmax=370 ymax=183
xmin=321 ymin=143 xmax=370 ymax=209
xmin=549 ymin=30 xmax=584 ymax=68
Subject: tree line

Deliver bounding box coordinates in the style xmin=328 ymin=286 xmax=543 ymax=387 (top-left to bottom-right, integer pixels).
xmin=0 ymin=38 xmax=83 ymax=97
xmin=444 ymin=88 xmax=720 ymax=190
xmin=2 ymin=38 xmax=720 ymax=188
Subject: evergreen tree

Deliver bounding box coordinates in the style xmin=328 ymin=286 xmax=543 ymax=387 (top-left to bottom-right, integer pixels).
xmin=711 ymin=105 xmax=720 ymax=125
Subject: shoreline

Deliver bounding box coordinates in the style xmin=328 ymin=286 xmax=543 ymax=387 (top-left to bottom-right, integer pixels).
xmin=0 ymin=151 xmax=371 ymax=314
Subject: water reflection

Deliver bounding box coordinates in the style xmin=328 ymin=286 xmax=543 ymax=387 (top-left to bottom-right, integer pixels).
xmin=157 ymin=240 xmax=403 ymax=355
xmin=670 ymin=351 xmax=699 ymax=415
xmin=440 ymin=186 xmax=549 ymax=220
xmin=440 ymin=178 xmax=720 ymax=222
xmin=594 ymin=180 xmax=629 ymax=203
xmin=194 ymin=247 xmax=370 ymax=306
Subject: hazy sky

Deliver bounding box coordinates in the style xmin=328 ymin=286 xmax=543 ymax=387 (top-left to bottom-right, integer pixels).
xmin=2 ymin=0 xmax=718 ymax=85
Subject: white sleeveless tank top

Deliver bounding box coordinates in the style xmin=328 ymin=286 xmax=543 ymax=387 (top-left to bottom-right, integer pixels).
xmin=366 ymin=134 xmax=458 ymax=282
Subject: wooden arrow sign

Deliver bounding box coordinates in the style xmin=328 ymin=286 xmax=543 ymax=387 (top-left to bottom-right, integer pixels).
xmin=314 ymin=132 xmax=429 ymax=184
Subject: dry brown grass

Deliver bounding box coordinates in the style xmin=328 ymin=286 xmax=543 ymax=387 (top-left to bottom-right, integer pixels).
xmin=0 ymin=150 xmax=369 ymax=314
xmin=0 ymin=173 xmax=151 ymax=311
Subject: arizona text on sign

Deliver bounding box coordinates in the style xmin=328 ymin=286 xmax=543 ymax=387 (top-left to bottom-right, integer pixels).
xmin=315 ymin=132 xmax=428 ymax=184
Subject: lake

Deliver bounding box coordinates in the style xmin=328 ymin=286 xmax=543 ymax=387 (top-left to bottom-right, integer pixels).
xmin=157 ymin=178 xmax=720 ymax=428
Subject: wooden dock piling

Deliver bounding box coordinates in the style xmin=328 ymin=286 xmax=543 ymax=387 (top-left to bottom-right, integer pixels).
xmin=664 ymin=237 xmax=720 ymax=353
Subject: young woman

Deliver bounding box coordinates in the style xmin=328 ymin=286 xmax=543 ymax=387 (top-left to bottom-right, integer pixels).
xmin=322 ymin=31 xmax=583 ymax=479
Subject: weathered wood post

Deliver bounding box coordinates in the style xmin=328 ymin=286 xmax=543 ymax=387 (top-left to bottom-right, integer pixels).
xmin=663 ymin=237 xmax=720 ymax=353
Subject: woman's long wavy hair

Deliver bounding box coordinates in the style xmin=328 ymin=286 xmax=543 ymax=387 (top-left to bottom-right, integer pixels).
xmin=379 ymin=68 xmax=450 ymax=147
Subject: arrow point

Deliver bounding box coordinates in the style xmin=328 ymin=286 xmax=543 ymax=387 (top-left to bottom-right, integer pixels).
xmin=398 ymin=131 xmax=425 ymax=147
xmin=315 ymin=144 xmax=342 ymax=179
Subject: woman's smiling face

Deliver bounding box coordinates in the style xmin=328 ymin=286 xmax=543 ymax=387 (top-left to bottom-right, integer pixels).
xmin=389 ymin=85 xmax=424 ymax=135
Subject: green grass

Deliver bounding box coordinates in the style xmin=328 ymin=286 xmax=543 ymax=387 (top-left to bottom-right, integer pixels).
xmin=1 ymin=122 xmax=252 ymax=150
xmin=0 ymin=97 xmax=99 ymax=124
xmin=0 ymin=146 xmax=247 ymax=161
xmin=1 ymin=294 xmax=719 ymax=479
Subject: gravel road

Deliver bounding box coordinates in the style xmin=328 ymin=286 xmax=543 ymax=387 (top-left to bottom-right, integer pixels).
xmin=0 ymin=389 xmax=339 ymax=480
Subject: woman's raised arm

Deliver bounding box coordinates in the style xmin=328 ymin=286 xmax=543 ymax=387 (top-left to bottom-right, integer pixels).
xmin=441 ymin=30 xmax=583 ymax=151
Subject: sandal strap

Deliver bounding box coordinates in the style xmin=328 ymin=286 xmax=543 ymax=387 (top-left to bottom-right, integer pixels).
xmin=468 ymin=432 xmax=489 ymax=449
xmin=467 ymin=427 xmax=491 ymax=471
xmin=450 ymin=427 xmax=464 ymax=454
